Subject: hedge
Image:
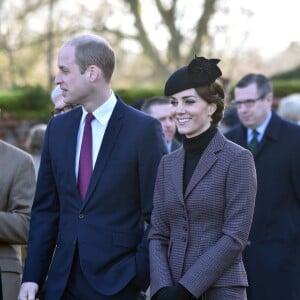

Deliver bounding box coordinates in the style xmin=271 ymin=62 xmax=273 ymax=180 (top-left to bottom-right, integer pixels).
xmin=0 ymin=82 xmax=299 ymax=122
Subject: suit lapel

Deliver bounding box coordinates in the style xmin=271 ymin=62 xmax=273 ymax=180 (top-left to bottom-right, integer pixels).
xmin=62 ymin=108 xmax=82 ymax=191
xmin=254 ymin=112 xmax=280 ymax=158
xmin=83 ymin=99 xmax=124 ymax=203
xmin=184 ymin=131 xmax=225 ymax=199
xmin=171 ymin=148 xmax=185 ymax=202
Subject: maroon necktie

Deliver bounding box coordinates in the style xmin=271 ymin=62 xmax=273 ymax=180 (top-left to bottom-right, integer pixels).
xmin=78 ymin=113 xmax=94 ymax=199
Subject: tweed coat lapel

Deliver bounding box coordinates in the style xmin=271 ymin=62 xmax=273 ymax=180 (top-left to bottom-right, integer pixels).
xmin=184 ymin=131 xmax=225 ymax=199
xmin=171 ymin=148 xmax=185 ymax=202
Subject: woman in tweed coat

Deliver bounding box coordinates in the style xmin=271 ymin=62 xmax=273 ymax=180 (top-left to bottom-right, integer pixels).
xmin=149 ymin=57 xmax=257 ymax=300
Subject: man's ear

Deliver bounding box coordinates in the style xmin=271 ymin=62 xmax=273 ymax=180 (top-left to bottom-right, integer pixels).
xmin=265 ymin=92 xmax=273 ymax=103
xmin=86 ymin=65 xmax=101 ymax=82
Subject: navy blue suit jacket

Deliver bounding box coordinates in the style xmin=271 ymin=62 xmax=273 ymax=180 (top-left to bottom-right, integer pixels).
xmin=23 ymin=97 xmax=166 ymax=299
xmin=226 ymin=112 xmax=300 ymax=299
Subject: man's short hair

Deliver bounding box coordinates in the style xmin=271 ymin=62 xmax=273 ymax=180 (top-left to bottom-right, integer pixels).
xmin=141 ymin=96 xmax=170 ymax=114
xmin=235 ymin=73 xmax=273 ymax=98
xmin=64 ymin=34 xmax=115 ymax=83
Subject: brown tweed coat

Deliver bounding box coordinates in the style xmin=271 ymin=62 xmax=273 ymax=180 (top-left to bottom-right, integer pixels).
xmin=149 ymin=130 xmax=256 ymax=299
xmin=0 ymin=140 xmax=36 ymax=299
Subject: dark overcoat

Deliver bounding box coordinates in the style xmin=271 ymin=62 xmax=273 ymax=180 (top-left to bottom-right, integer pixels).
xmin=226 ymin=112 xmax=300 ymax=300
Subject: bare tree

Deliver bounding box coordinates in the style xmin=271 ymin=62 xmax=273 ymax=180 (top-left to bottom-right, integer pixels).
xmin=0 ymin=0 xmax=258 ymax=89
xmin=95 ymin=0 xmax=219 ymax=79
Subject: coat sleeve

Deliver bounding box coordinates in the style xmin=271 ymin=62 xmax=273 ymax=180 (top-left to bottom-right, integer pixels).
xmin=179 ymin=149 xmax=257 ymax=297
xmin=134 ymin=118 xmax=167 ymax=291
xmin=148 ymin=156 xmax=174 ymax=297
xmin=22 ymin=118 xmax=60 ymax=286
xmin=0 ymin=151 xmax=35 ymax=244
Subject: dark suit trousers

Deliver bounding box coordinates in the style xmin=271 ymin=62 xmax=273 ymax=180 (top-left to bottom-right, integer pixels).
xmin=62 ymin=247 xmax=140 ymax=300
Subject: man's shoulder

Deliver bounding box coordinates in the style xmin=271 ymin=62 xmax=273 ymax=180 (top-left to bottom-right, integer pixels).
xmin=224 ymin=125 xmax=242 ymax=139
xmin=120 ymin=101 xmax=158 ymax=126
xmin=0 ymin=140 xmax=32 ymax=161
xmin=280 ymin=117 xmax=300 ymax=133
xmin=267 ymin=113 xmax=300 ymax=140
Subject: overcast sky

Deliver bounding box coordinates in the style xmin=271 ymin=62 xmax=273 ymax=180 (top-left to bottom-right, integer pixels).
xmin=218 ymin=0 xmax=300 ymax=59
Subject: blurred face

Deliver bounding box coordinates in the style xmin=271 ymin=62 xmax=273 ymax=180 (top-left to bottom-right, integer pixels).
xmin=234 ymin=83 xmax=272 ymax=129
xmin=54 ymin=94 xmax=66 ymax=110
xmin=149 ymin=103 xmax=176 ymax=142
xmin=54 ymin=46 xmax=91 ymax=106
xmin=169 ymin=88 xmax=216 ymax=138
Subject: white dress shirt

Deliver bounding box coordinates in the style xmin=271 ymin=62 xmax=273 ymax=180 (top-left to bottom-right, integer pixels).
xmin=247 ymin=112 xmax=272 ymax=143
xmin=75 ymin=92 xmax=117 ymax=179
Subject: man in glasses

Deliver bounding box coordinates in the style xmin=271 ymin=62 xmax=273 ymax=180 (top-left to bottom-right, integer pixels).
xmin=226 ymin=73 xmax=300 ymax=300
xmin=141 ymin=96 xmax=181 ymax=153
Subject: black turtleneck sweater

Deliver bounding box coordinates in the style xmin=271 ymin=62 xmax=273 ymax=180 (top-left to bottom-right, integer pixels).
xmin=183 ymin=125 xmax=217 ymax=193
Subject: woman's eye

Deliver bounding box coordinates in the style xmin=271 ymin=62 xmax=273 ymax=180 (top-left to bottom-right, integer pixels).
xmin=185 ymin=99 xmax=195 ymax=104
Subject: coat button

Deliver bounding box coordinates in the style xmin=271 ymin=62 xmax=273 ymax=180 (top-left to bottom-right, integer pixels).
xmin=246 ymin=240 xmax=251 ymax=246
xmin=79 ymin=214 xmax=84 ymax=219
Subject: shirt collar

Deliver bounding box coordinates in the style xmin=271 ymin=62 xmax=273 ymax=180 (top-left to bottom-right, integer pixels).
xmin=80 ymin=92 xmax=117 ymax=126
xmin=247 ymin=111 xmax=272 ymax=142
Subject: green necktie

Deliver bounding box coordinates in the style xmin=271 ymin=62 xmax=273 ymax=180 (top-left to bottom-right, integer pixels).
xmin=248 ymin=129 xmax=259 ymax=154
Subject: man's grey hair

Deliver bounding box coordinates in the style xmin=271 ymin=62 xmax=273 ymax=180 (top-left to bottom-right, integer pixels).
xmin=51 ymin=85 xmax=63 ymax=104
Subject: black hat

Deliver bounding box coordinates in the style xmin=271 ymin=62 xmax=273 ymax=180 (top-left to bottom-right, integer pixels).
xmin=164 ymin=56 xmax=222 ymax=96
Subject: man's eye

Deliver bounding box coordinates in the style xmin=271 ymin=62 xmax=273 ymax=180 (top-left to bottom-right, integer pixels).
xmin=245 ymin=99 xmax=255 ymax=104
xmin=170 ymin=101 xmax=178 ymax=106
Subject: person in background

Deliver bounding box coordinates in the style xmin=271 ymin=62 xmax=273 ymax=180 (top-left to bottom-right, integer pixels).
xmin=149 ymin=56 xmax=257 ymax=300
xmin=51 ymin=85 xmax=76 ymax=115
xmin=141 ymin=96 xmax=181 ymax=153
xmin=226 ymin=73 xmax=300 ymax=300
xmin=19 ymin=33 xmax=166 ymax=300
xmin=0 ymin=138 xmax=36 ymax=300
xmin=277 ymin=93 xmax=300 ymax=124
xmin=219 ymin=106 xmax=240 ymax=133
xmin=24 ymin=123 xmax=47 ymax=177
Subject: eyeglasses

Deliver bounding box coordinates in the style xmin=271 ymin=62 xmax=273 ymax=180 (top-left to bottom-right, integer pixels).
xmin=52 ymin=104 xmax=78 ymax=116
xmin=231 ymin=97 xmax=264 ymax=109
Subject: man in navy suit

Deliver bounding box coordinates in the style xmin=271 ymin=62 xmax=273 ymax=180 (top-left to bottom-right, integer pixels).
xmin=18 ymin=34 xmax=166 ymax=300
xmin=226 ymin=73 xmax=300 ymax=300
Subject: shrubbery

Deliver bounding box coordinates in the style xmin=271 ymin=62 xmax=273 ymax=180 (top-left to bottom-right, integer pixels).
xmin=0 ymin=85 xmax=52 ymax=122
xmin=272 ymin=80 xmax=300 ymax=97
xmin=0 ymin=82 xmax=299 ymax=122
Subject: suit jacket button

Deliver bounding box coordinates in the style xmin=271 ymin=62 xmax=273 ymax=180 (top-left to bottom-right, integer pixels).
xmin=79 ymin=214 xmax=84 ymax=219
xmin=247 ymin=240 xmax=251 ymax=246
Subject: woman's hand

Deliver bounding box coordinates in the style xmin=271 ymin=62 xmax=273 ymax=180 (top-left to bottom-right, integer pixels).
xmin=153 ymin=283 xmax=193 ymax=300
